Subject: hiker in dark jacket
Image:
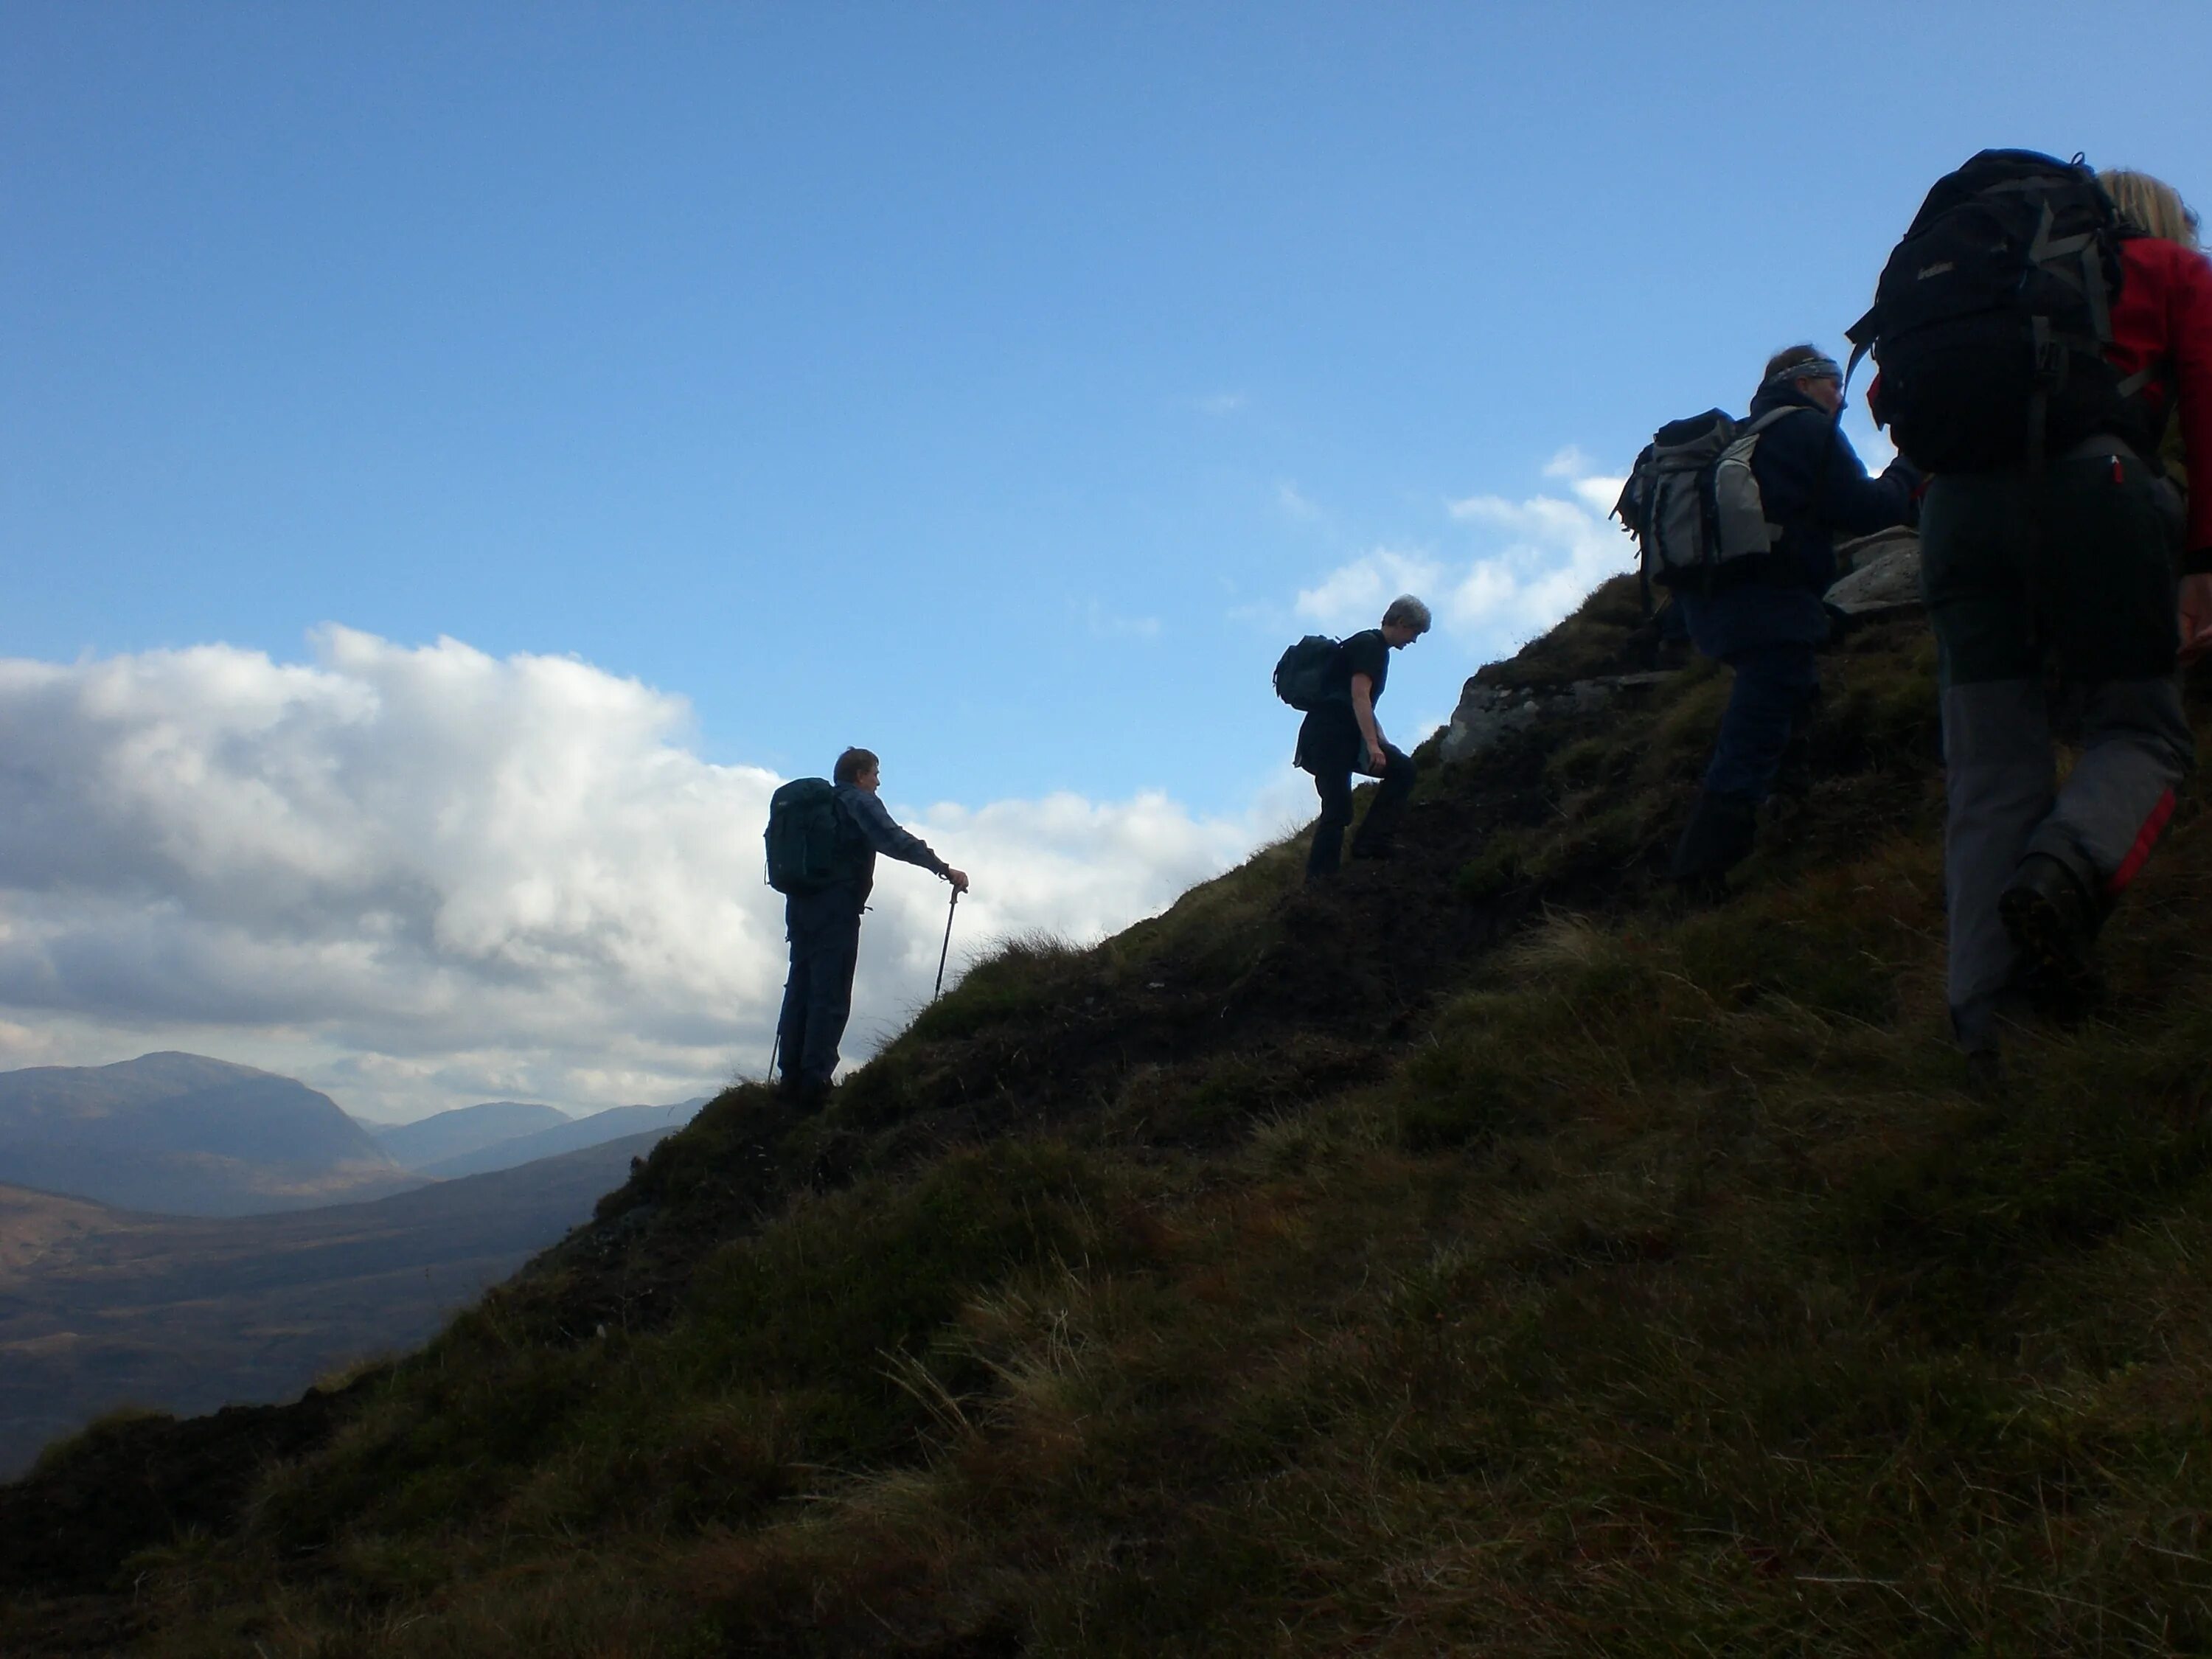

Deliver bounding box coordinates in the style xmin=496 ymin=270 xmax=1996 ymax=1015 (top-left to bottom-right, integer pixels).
xmin=776 ymin=747 xmax=968 ymax=1106
xmin=1670 ymin=345 xmax=1921 ymax=893
xmin=1296 ymin=594 xmax=1430 ymax=880
xmin=1920 ymin=169 xmax=2212 ymax=1067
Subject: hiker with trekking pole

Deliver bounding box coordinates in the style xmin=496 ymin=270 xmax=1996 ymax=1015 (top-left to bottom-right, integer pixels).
xmin=763 ymin=747 xmax=969 ymax=1110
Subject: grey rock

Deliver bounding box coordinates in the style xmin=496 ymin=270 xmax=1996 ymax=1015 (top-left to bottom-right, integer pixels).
xmin=1439 ymin=670 xmax=1679 ymax=765
xmin=1826 ymin=528 xmax=1923 ymax=616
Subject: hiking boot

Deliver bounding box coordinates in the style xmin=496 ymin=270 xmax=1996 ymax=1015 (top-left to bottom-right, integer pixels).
xmin=1999 ymin=853 xmax=2103 ymax=1011
xmin=779 ymin=1073 xmax=832 ymax=1113
xmin=1669 ymin=790 xmax=1758 ymax=897
xmin=1962 ymin=1045 xmax=2007 ymax=1100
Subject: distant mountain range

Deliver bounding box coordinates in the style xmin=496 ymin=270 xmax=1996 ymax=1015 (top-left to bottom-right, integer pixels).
xmin=408 ymin=1097 xmax=710 ymax=1178
xmin=0 ymin=1130 xmax=671 ymax=1478
xmin=0 ymin=1050 xmax=715 ymax=1472
xmin=0 ymin=1054 xmax=712 ymax=1219
xmin=0 ymin=1054 xmax=420 ymax=1218
xmin=366 ymin=1101 xmax=571 ymax=1168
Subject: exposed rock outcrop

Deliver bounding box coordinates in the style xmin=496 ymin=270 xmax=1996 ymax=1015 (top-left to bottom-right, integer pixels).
xmin=1825 ymin=526 xmax=1922 ymax=617
xmin=1441 ymin=529 xmax=1925 ymax=764
xmin=1439 ymin=672 xmax=1678 ymax=764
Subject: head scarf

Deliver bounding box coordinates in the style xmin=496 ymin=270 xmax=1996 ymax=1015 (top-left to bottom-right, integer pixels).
xmin=1765 ymin=353 xmax=1842 ymax=391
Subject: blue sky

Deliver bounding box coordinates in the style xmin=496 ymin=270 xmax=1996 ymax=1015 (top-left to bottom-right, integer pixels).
xmin=1 ymin=2 xmax=2206 ymax=1116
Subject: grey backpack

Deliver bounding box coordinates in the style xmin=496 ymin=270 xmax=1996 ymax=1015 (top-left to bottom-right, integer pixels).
xmin=1613 ymin=406 xmax=1808 ymax=597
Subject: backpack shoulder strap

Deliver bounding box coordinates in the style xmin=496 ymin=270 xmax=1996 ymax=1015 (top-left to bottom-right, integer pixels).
xmin=1741 ymin=406 xmax=1809 ymax=438
xmin=1728 ymin=405 xmax=1842 ymax=520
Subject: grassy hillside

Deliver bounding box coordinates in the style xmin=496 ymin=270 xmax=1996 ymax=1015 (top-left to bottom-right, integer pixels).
xmin=8 ymin=578 xmax=2212 ymax=1655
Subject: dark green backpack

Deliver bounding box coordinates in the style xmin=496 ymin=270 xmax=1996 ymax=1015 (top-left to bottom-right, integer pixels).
xmin=765 ymin=778 xmax=846 ymax=894
xmin=1273 ymin=635 xmax=1343 ymax=711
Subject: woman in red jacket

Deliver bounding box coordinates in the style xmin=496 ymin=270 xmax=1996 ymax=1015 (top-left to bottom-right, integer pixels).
xmin=1919 ymin=167 xmax=2212 ymax=1074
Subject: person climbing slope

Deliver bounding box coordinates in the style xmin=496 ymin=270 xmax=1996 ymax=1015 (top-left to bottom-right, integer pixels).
xmin=1666 ymin=346 xmax=1921 ymax=895
xmin=1294 ymin=595 xmax=1430 ymax=881
xmin=1869 ymin=161 xmax=2212 ymax=1068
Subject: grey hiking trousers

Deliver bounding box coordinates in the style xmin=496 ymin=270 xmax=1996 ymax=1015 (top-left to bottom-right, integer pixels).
xmin=1921 ymin=446 xmax=2193 ymax=1048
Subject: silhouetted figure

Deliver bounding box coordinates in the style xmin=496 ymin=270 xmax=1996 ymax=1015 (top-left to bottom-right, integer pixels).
xmin=1669 ymin=346 xmax=1919 ymax=897
xmin=1296 ymin=595 xmax=1430 ymax=881
xmin=776 ymin=748 xmax=967 ymax=1107
xmin=1905 ymin=167 xmax=2212 ymax=1065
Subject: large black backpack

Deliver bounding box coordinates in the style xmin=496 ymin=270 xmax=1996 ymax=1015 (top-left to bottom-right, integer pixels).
xmin=764 ymin=778 xmax=847 ymax=894
xmin=1273 ymin=635 xmax=1343 ymax=711
xmin=1846 ymin=150 xmax=2137 ymax=472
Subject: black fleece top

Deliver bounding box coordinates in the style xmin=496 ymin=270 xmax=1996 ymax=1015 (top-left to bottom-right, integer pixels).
xmin=1294 ymin=629 xmax=1389 ymax=773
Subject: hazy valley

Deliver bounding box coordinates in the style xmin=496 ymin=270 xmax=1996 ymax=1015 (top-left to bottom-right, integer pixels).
xmin=0 ymin=1057 xmax=706 ymax=1475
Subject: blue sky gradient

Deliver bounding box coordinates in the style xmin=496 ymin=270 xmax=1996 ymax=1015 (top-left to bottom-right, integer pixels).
xmin=9 ymin=1 xmax=2204 ymax=810
xmin=2 ymin=4 xmax=2207 ymax=1113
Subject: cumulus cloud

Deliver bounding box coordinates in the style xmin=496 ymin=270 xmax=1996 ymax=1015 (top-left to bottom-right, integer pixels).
xmin=1441 ymin=469 xmax=1630 ymax=649
xmin=1293 ymin=548 xmax=1447 ymax=630
xmin=1287 ymin=449 xmax=1635 ymax=666
xmin=0 ymin=630 xmax=1275 ymax=1120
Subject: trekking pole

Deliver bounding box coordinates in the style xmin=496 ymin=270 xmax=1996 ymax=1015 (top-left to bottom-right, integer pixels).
xmin=933 ymin=887 xmax=961 ymax=1001
xmin=768 ymin=957 xmax=793 ymax=1082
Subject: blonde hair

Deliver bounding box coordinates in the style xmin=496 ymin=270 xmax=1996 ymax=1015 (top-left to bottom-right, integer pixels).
xmin=2098 ymin=169 xmax=2201 ymax=248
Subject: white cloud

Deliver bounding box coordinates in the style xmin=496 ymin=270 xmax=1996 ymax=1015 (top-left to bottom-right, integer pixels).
xmin=1276 ymin=481 xmax=1321 ymax=521
xmin=1292 ymin=547 xmax=1447 ymax=632
xmin=1441 ymin=477 xmax=1631 ymax=647
xmin=1286 ymin=450 xmax=1636 ymax=666
xmin=0 ymin=630 xmax=1279 ymax=1120
xmin=1197 ymin=391 xmax=1247 ymax=417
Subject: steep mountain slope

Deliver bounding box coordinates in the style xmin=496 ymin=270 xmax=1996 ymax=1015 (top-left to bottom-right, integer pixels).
xmin=371 ymin=1100 xmax=571 ymax=1169
xmin=8 ymin=577 xmax=2212 ymax=1656
xmin=0 ymin=1053 xmax=419 ymax=1217
xmin=414 ymin=1095 xmax=709 ymax=1178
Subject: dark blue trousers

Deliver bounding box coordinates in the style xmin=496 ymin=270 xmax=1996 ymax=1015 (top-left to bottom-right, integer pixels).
xmin=1307 ymin=743 xmax=1416 ymax=878
xmin=776 ymin=888 xmax=863 ymax=1088
xmin=1696 ymin=639 xmax=1819 ymax=803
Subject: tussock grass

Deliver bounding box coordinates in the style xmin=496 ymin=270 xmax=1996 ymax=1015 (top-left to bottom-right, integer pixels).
xmin=903 ymin=930 xmax=1090 ymax=1044
xmin=20 ymin=612 xmax=2212 ymax=1656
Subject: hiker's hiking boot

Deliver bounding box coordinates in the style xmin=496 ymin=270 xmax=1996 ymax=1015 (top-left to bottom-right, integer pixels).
xmin=1962 ymin=1045 xmax=2008 ymax=1100
xmin=778 ymin=1074 xmax=832 ymax=1113
xmin=1999 ymin=852 xmax=2104 ymax=1015
xmin=1669 ymin=790 xmax=1758 ymax=903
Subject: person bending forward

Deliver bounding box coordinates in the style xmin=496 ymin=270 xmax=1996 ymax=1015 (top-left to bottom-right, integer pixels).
xmin=1297 ymin=595 xmax=1430 ymax=881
